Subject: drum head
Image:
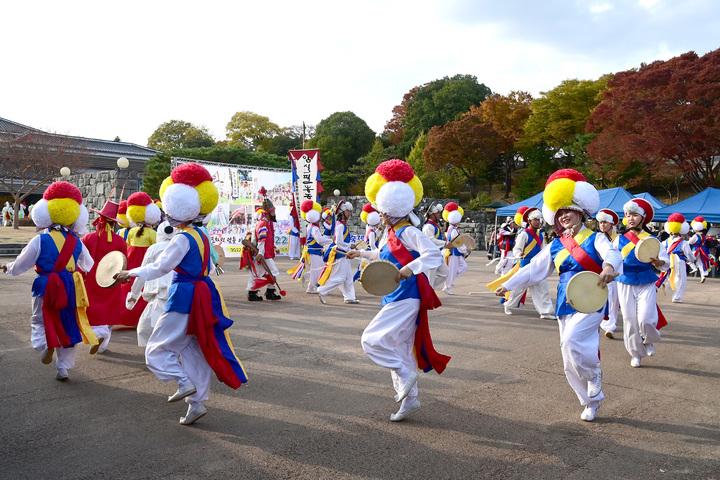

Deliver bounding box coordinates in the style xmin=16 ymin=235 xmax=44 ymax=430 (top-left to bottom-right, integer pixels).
xmin=460 ymin=233 xmax=476 ymax=249
xmin=635 ymin=237 xmax=661 ymax=263
xmin=354 ymin=240 xmax=368 ymax=251
xmin=450 ymin=235 xmax=464 ymax=248
xmin=565 ymin=271 xmax=608 ymax=314
xmin=359 ymin=259 xmax=400 ymax=296
xmin=96 ymin=251 xmax=127 ymax=288
xmin=214 ymin=245 xmax=226 ymax=267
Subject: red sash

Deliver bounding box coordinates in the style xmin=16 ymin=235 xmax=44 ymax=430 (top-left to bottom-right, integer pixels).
xmin=525 ymin=228 xmax=543 ymax=249
xmin=624 ymin=231 xmax=668 ymax=329
xmin=41 ymin=232 xmax=78 ymax=348
xmin=387 ymin=227 xmax=450 ymax=374
xmin=558 ymin=234 xmax=602 ymax=274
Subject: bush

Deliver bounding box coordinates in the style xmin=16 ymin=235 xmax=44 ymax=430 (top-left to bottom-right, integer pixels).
xmin=469 ymin=193 xmax=492 ymax=210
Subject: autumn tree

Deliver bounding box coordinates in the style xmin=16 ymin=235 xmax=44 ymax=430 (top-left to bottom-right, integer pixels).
xmin=306 ymin=111 xmax=375 ymax=194
xmin=0 ymin=132 xmax=90 ymax=228
xmin=423 ymin=108 xmax=501 ymax=198
xmin=587 ymin=49 xmax=720 ymax=192
xmin=387 ymin=75 xmax=493 ymax=158
xmin=147 ymin=120 xmax=215 ymax=150
xmin=475 ymin=92 xmax=534 ymax=198
xmin=407 ymin=134 xmax=462 ymax=198
xmin=226 ymin=111 xmax=282 ymax=151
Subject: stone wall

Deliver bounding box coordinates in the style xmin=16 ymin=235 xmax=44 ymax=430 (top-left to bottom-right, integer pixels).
xmin=59 ymin=169 xmax=140 ymax=225
xmin=327 ymin=195 xmax=500 ymax=251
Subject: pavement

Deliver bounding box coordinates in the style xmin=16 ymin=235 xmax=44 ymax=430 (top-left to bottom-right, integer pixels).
xmin=0 ymin=253 xmax=718 ymax=479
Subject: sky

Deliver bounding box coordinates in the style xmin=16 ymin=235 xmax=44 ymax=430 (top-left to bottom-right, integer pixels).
xmin=2 ymin=0 xmax=719 ymax=148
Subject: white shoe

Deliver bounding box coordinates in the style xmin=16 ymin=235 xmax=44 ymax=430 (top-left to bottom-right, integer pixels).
xmin=504 ymin=306 xmax=513 ymax=315
xmin=394 ymin=370 xmax=419 ymax=403
xmin=306 ymin=290 xmax=318 ymax=294
xmin=646 ymin=344 xmax=656 ymax=356
xmin=168 ymin=382 xmax=197 ymax=403
xmin=701 ymin=276 xmax=706 ymax=283
xmin=318 ymin=293 xmax=327 ymax=304
xmin=390 ymin=398 xmax=421 ymax=422
xmin=580 ymin=405 xmax=599 ymax=422
xmin=55 ymin=368 xmax=69 ymax=381
xmin=671 ymin=299 xmax=683 ymax=303
xmin=588 ymin=372 xmax=602 ymax=398
xmin=442 ymin=287 xmax=454 ymax=295
xmin=180 ymin=404 xmax=207 ymax=425
xmin=631 ymin=357 xmax=641 ymax=368
xmin=539 ymin=314 xmax=556 ymax=320
xmin=344 ymin=299 xmax=360 ymax=304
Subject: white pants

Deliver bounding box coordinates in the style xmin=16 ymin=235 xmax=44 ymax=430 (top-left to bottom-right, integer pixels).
xmin=31 ymin=296 xmax=78 ymax=370
xmin=506 ymin=279 xmax=554 ymax=316
xmin=288 ymin=235 xmax=301 ymax=259
xmin=361 ymin=298 xmax=419 ymax=400
xmin=600 ymin=281 xmax=619 ymax=334
xmin=145 ymin=310 xmax=211 ymax=407
xmin=618 ymin=282 xmax=662 ymax=360
xmin=426 ymin=261 xmax=449 ymax=290
xmin=495 ymin=253 xmax=514 ymax=276
xmin=692 ymin=257 xmax=708 ymax=278
xmin=90 ymin=325 xmax=112 ymax=351
xmin=445 ymin=255 xmax=467 ymax=289
xmin=558 ymin=311 xmax=604 ymax=406
xmin=137 ymin=295 xmax=167 ymax=347
xmin=246 ymin=257 xmax=279 ymax=292
xmin=306 ymin=254 xmax=324 ymax=293
xmin=668 ymin=260 xmax=687 ymax=302
xmin=317 ymin=257 xmax=356 ymax=301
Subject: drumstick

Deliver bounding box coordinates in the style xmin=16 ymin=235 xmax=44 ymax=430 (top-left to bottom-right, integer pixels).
xmin=258 ymin=256 xmax=287 ymax=296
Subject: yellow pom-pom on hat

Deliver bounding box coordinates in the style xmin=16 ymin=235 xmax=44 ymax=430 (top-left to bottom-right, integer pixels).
xmin=365 ymin=160 xmax=423 ymax=218
xmin=541 ymin=169 xmax=599 ymax=226
xmin=514 ymin=206 xmax=530 ymax=226
xmin=43 ymin=181 xmax=83 ymax=227
xmin=665 ymin=213 xmax=685 ymax=234
xmin=160 ymin=163 xmax=218 ymax=223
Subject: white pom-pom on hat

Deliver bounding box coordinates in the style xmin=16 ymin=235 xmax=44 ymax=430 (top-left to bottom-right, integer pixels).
xmin=163 ymin=183 xmax=201 ymax=222
xmin=367 ymin=211 xmax=380 ymax=226
xmin=144 ymin=203 xmax=162 ymax=226
xmin=681 ymin=222 xmax=690 ymax=235
xmin=31 ymin=199 xmax=52 ymax=229
xmin=692 ymin=221 xmax=704 ymax=232
xmin=305 ymin=209 xmax=320 ymax=223
xmin=447 ymin=210 xmax=462 ymax=225
xmin=573 ymin=181 xmax=599 ymax=217
xmin=71 ymin=205 xmax=89 ymax=235
xmin=375 ymin=181 xmax=415 ymax=217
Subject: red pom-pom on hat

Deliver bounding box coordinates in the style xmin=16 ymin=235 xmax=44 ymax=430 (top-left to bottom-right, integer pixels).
xmin=170 ymin=162 xmax=213 ymax=187
xmin=362 ymin=203 xmax=376 ymax=214
xmin=376 ymin=159 xmax=415 ymax=183
xmin=694 ymin=216 xmax=705 ymax=223
xmin=300 ymin=200 xmax=315 ymax=213
xmin=546 ymin=169 xmax=586 ymax=186
xmin=444 ymin=202 xmax=460 ymax=212
xmin=44 ymin=181 xmax=82 ymax=204
xmin=668 ymin=213 xmax=685 ymax=223
xmin=118 ymin=201 xmax=128 ymax=214
xmin=128 ymin=192 xmax=152 ymax=207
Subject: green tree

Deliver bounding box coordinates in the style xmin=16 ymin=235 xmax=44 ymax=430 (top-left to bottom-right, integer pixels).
xmin=147 ymin=120 xmax=215 ymax=150
xmin=141 ymin=146 xmax=287 ymax=199
xmin=226 ymin=111 xmax=282 ymax=150
xmin=258 ymin=124 xmax=315 ymax=157
xmin=407 ymin=134 xmax=462 ymax=198
xmin=307 ymin=111 xmax=376 ymax=194
xmin=393 ymin=74 xmax=493 ymax=158
xmin=347 ymin=138 xmax=396 ymax=195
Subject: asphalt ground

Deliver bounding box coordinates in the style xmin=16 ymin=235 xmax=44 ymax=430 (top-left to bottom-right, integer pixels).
xmin=0 ymin=253 xmax=718 ymax=479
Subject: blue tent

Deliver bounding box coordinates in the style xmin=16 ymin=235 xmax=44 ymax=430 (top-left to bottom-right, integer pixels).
xmin=634 ymin=192 xmax=667 ymax=209
xmin=654 ymin=188 xmax=720 ymax=223
xmin=496 ymin=187 xmax=634 ymax=218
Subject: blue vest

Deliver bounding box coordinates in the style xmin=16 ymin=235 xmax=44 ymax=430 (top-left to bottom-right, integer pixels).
xmin=307 ymin=224 xmax=324 ymax=256
xmin=447 ymin=226 xmax=463 ymax=256
xmin=32 ymin=230 xmax=83 ymax=297
xmin=549 ymin=232 xmax=604 ymax=317
xmin=324 ymin=222 xmax=349 ymax=261
xmin=519 ymin=229 xmax=543 ymax=267
xmin=666 ymin=237 xmax=687 ymax=262
xmin=166 ymin=227 xmax=212 ymax=314
xmin=616 ymin=233 xmax=659 ymax=285
xmin=426 ymin=221 xmax=445 ymax=243
xmin=379 ymin=225 xmax=421 ymax=306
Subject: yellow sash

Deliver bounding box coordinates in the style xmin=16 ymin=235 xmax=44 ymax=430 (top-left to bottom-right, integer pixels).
xmin=183 ymin=227 xmax=209 ymax=276
xmin=552 ymin=228 xmax=594 ymax=272
xmin=49 ymin=230 xmax=76 ymax=271
xmin=317 ymin=248 xmax=337 ymax=286
xmin=287 ymin=245 xmax=311 ymax=277
xmin=73 ymin=272 xmax=98 ymax=345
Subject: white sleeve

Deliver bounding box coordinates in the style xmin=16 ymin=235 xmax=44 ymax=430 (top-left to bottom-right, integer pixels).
xmin=682 ymin=241 xmax=696 ymax=262
xmin=422 ymin=224 xmax=446 ymax=248
xmin=4 ymin=235 xmax=42 ymax=276
xmin=77 ymin=241 xmax=94 ymax=273
xmin=656 ymin=240 xmax=670 ymax=272
xmin=595 ymin=232 xmax=622 ymax=273
xmin=503 ymin=245 xmax=554 ymax=291
xmin=368 ymin=230 xmax=378 ymax=250
xmin=513 ymin=231 xmax=528 ymax=258
xmin=399 ymin=227 xmax=443 ymax=274
xmin=130 ymin=245 xmax=159 ymax=297
xmin=311 ymin=225 xmax=333 ymax=246
xmin=130 ymin=235 xmax=190 ymax=281
xmin=335 ymin=223 xmax=350 ymax=250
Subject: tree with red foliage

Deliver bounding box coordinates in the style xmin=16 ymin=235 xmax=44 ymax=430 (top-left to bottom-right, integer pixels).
xmin=587 ymin=49 xmax=720 ymax=192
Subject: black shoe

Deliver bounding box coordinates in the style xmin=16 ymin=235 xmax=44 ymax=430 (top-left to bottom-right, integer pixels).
xmin=248 ymin=290 xmax=264 ymax=301
xmin=265 ymin=289 xmax=281 ymax=301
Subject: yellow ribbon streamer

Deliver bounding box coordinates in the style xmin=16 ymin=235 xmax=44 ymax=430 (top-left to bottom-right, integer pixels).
xmin=668 ymin=254 xmax=677 ymax=290
xmin=317 ymin=248 xmax=337 ymax=286
xmin=73 ymin=271 xmax=98 ymax=345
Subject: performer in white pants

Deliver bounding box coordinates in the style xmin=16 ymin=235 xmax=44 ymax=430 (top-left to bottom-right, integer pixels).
xmin=246 ymin=191 xmax=282 ymax=301
xmin=595 ymin=208 xmax=621 ymax=338
xmin=495 ymin=217 xmax=517 ymax=276
xmin=295 ymin=201 xmax=332 ymax=294
xmin=659 ymin=214 xmax=695 ymax=303
xmin=128 ymin=221 xmax=177 ymax=346
xmin=317 ymin=201 xmax=358 ymax=304
xmin=442 ymin=202 xmax=468 ymax=295
xmin=504 ymin=207 xmax=554 ymax=318
xmin=421 ymin=203 xmax=450 ymax=289
xmin=116 ymin=162 xmax=247 ymax=426
xmin=495 ymin=169 xmax=620 ymax=422
xmin=348 ymin=159 xmax=450 ymax=422
xmin=688 ymin=216 xmax=713 ymax=283
xmin=613 ymin=199 xmax=669 ymax=368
